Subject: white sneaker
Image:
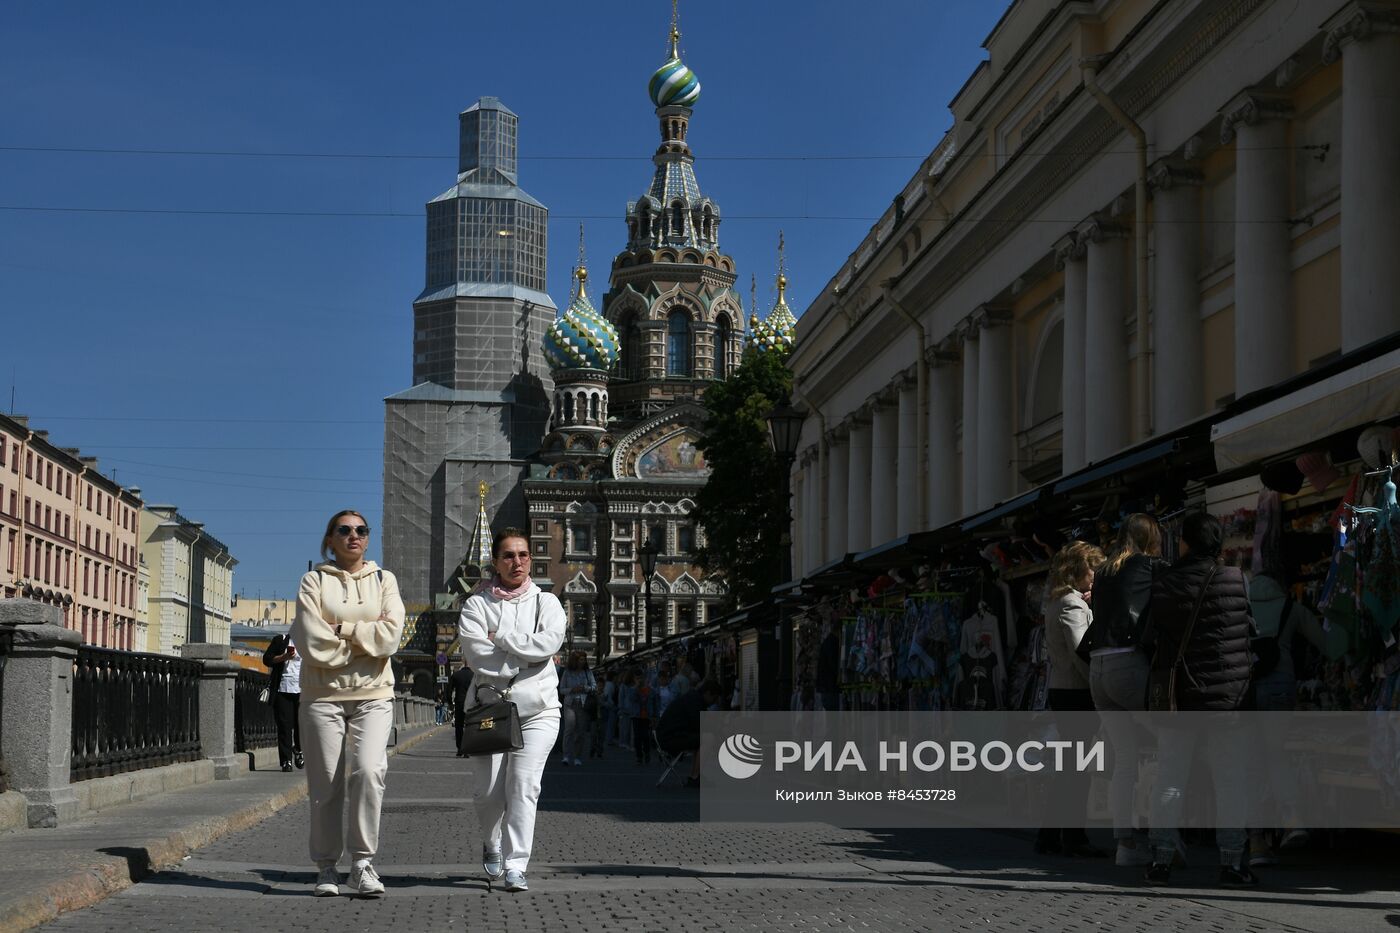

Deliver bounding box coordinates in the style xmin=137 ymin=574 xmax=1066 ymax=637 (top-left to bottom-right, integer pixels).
xmin=502 ymin=869 xmax=528 ymax=892
xmin=350 ymin=862 xmax=385 ymax=898
xmin=313 ymin=865 xmax=340 ymax=897
xmin=572 ymin=757 xmax=582 ymax=766
xmin=1115 ymin=843 xmax=1153 ymax=866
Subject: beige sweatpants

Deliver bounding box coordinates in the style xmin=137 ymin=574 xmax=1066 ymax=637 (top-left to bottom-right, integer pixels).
xmin=300 ymin=697 xmax=395 ymax=865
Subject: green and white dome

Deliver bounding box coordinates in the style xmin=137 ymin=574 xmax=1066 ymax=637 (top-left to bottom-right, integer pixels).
xmin=649 ymin=56 xmax=701 ymax=108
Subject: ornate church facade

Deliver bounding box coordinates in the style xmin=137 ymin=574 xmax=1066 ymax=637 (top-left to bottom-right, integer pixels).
xmin=524 ymin=12 xmax=793 ymax=658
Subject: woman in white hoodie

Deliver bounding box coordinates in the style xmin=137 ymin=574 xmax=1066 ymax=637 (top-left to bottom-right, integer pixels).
xmin=291 ymin=510 xmax=405 ymax=899
xmin=458 ymin=527 xmax=566 ymax=894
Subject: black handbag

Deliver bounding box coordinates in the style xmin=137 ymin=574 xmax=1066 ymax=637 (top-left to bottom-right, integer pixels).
xmin=456 ymin=596 xmax=540 ymax=757
xmin=457 ymin=683 xmax=524 ymax=756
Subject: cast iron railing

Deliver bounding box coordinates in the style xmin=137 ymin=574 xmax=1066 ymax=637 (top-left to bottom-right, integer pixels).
xmin=234 ymin=670 xmax=278 ymax=752
xmin=71 ymin=647 xmax=201 ymax=781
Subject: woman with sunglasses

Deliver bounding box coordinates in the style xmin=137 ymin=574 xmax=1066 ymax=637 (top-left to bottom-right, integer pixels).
xmin=458 ymin=527 xmax=567 ymax=893
xmin=291 ymin=510 xmax=405 ymax=899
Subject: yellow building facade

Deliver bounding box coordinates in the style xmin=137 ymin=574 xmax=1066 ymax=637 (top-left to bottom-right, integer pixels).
xmin=789 ymin=0 xmax=1400 ymax=572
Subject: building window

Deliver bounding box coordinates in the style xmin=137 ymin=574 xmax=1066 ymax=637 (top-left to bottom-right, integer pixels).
xmin=614 ymin=594 xmax=632 ymax=611
xmin=614 ymin=521 xmax=631 ymax=538
xmin=533 ymin=540 xmax=549 ymax=556
xmin=570 ymin=601 xmax=594 ymax=642
xmin=570 ymin=523 xmax=593 ymax=554
xmin=616 ymin=541 xmax=633 ymax=559
xmin=618 ymin=314 xmax=643 ymax=381
xmin=532 ymin=562 xmax=549 ymax=578
xmin=677 ymin=525 xmax=695 ymax=555
xmin=677 ymin=603 xmax=695 ymax=632
xmin=667 ymin=310 xmax=692 ymax=376
xmin=645 ymin=523 xmax=666 ymax=552
xmin=715 ymin=315 xmax=731 ymax=379
xmin=534 ymin=520 xmax=548 ymax=534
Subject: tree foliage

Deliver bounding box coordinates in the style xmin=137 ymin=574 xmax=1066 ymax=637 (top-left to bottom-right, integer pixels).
xmin=693 ymin=349 xmax=793 ymax=607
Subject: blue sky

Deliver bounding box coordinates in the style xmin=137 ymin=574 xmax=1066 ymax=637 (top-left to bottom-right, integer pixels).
xmin=1 ymin=0 xmax=1007 ymax=599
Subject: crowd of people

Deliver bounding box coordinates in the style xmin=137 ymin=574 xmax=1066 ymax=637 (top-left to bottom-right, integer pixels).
xmin=1037 ymin=510 xmax=1322 ymax=888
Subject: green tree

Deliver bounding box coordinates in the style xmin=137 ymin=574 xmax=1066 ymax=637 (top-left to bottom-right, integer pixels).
xmin=693 ymin=348 xmax=793 ymax=607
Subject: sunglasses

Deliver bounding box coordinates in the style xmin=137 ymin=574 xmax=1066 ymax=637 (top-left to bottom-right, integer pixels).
xmin=335 ymin=525 xmax=370 ymax=538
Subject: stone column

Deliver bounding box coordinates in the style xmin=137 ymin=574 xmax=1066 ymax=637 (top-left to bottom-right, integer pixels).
xmin=1055 ymin=234 xmax=1088 ymax=472
xmin=976 ymin=309 xmax=1015 ymax=510
xmin=896 ymin=381 xmax=919 ymax=537
xmin=827 ymin=433 xmax=849 ymax=558
xmin=869 ymin=401 xmax=899 ymax=546
xmin=1149 ymin=159 xmax=1205 ymax=431
xmin=0 ymin=600 xmax=80 ymax=827
xmin=804 ymin=454 xmax=823 ymax=573
xmin=846 ymin=417 xmax=872 ymax=554
xmin=926 ymin=346 xmax=960 ymax=527
xmin=960 ymin=326 xmax=980 ymax=516
xmin=1079 ymin=216 xmax=1130 ymax=462
xmin=180 ymin=643 xmax=242 ymax=781
xmin=1324 ymin=3 xmax=1400 ymax=350
xmin=1221 ymin=91 xmax=1294 ymax=395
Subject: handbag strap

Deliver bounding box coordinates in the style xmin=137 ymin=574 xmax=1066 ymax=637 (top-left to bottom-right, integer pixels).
xmin=1171 ymin=564 xmax=1218 ymax=671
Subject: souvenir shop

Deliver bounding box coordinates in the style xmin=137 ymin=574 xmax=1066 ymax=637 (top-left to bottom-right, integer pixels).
xmin=788 ymin=419 xmax=1399 ymax=724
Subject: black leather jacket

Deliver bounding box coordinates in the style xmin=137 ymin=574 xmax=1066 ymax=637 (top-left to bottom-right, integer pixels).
xmin=1080 ymin=554 xmax=1166 ymax=655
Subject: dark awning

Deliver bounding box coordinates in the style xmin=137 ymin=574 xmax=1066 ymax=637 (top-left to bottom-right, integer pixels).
xmin=960 ymin=488 xmax=1046 ymax=534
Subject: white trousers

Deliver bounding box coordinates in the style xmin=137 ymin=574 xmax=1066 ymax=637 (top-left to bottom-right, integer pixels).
xmin=300 ymin=697 xmax=395 ymax=865
xmin=474 ymin=707 xmax=560 ymax=872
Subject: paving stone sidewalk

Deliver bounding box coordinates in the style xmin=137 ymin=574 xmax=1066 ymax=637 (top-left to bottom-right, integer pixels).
xmin=33 ymin=730 xmax=1400 ymax=932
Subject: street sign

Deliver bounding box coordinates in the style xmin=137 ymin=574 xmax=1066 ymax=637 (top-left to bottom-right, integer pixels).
xmin=435 ymin=652 xmax=448 ymax=665
xmin=436 ymin=675 xmax=449 ymax=684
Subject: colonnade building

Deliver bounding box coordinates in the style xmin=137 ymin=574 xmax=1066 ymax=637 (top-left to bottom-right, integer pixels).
xmin=788 ymin=0 xmax=1400 ymax=574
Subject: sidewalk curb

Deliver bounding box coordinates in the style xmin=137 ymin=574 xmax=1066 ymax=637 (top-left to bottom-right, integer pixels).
xmin=0 ymin=725 xmax=443 ymax=933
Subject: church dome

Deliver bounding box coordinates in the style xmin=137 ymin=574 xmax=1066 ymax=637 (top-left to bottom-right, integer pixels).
xmin=750 ymin=238 xmax=797 ymax=354
xmin=649 ymin=42 xmax=700 ymax=108
xmin=544 ymin=270 xmax=620 ymax=372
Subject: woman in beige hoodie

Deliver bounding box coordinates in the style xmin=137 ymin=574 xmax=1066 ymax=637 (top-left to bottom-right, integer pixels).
xmin=291 ymin=510 xmax=405 ymax=899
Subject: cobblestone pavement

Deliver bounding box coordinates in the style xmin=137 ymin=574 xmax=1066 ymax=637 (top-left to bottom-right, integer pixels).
xmin=38 ymin=731 xmax=1400 ymax=932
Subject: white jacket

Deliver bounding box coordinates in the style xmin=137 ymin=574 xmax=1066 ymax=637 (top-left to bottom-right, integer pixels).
xmin=457 ymin=584 xmax=566 ymax=718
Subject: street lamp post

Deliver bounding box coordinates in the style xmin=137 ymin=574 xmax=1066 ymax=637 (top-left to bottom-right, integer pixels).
xmin=639 ymin=536 xmax=659 ymax=647
xmin=766 ymin=395 xmax=806 ymax=711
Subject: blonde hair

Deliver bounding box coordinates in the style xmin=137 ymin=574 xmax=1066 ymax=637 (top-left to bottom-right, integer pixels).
xmin=1102 ymin=513 xmax=1162 ymax=575
xmin=1049 ymin=541 xmax=1106 ymax=599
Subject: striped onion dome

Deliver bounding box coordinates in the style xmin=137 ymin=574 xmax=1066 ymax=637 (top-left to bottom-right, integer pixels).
xmin=649 ymin=55 xmax=701 ymax=108
xmin=749 ymin=271 xmax=797 ymax=354
xmin=544 ymin=270 xmax=620 ymax=371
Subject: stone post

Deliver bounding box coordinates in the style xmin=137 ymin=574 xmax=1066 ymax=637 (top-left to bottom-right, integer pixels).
xmin=826 ymin=433 xmax=849 ymax=559
xmin=1080 ymin=215 xmax=1131 ymax=462
xmin=960 ymin=325 xmax=980 ymax=516
xmin=976 ymin=308 xmax=1015 ymax=510
xmin=1324 ymin=1 xmax=1400 ymax=350
xmin=1221 ymin=90 xmax=1293 ymax=396
xmin=1149 ymin=160 xmax=1205 ymax=431
xmin=180 ymin=643 xmax=242 ymax=781
xmin=846 ymin=417 xmax=873 ymax=554
xmin=0 ymin=599 xmax=81 ymax=827
xmin=1055 ymin=234 xmax=1088 ymax=472
xmin=869 ymin=401 xmax=899 ymax=546
xmin=926 ymin=346 xmax=961 ymax=528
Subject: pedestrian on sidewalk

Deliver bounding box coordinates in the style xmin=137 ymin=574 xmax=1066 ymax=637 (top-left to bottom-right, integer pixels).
xmin=600 ymin=671 xmax=619 ymax=748
xmin=654 ymin=680 xmax=722 ymax=786
xmin=458 ymin=527 xmax=567 ymax=894
xmin=589 ymin=675 xmax=607 ymax=758
xmin=558 ymin=650 xmax=595 ymax=767
xmin=1081 ymin=513 xmax=1168 ymax=866
xmin=1143 ymin=512 xmax=1257 ymax=888
xmin=262 ymin=633 xmax=303 ymax=772
xmin=622 ymin=669 xmax=657 ymax=764
xmin=1036 ymin=540 xmax=1109 ymax=859
xmin=292 ymin=510 xmax=405 ymax=899
xmin=616 ymin=671 xmax=635 ymax=750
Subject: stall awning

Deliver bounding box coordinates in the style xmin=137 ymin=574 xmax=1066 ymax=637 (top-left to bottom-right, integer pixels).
xmin=1053 ymin=438 xmax=1182 ymax=496
xmin=1211 ymin=347 xmax=1400 ymax=471
xmin=960 ymin=488 xmax=1045 ymax=533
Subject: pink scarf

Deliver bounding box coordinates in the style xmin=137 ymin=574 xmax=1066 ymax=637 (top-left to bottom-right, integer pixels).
xmin=476 ymin=575 xmax=535 ymax=601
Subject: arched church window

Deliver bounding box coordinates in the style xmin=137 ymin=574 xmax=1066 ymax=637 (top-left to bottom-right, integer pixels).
xmin=703 ymin=206 xmax=713 ymax=241
xmin=589 ymin=393 xmax=600 ymax=423
xmin=563 ymin=393 xmax=575 ymax=422
xmin=638 ymin=205 xmax=650 ymax=240
xmin=667 ymin=309 xmax=692 ymax=377
xmin=715 ymin=314 xmax=731 ymax=379
xmin=671 ymin=201 xmax=685 ymax=238
xmin=618 ymin=313 xmax=643 ymax=381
